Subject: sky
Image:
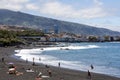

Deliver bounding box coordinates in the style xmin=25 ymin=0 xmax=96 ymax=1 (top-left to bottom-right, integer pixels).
xmin=0 ymin=0 xmax=120 ymax=31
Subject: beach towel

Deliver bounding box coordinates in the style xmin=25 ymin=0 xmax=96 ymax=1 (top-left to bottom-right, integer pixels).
xmin=26 ymin=69 xmax=34 ymax=72
xmin=16 ymin=72 xmax=23 ymax=76
xmin=41 ymin=75 xmax=50 ymax=78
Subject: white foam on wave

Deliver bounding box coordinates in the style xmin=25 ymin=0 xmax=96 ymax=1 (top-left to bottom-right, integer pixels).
xmin=15 ymin=45 xmax=99 ymax=53
xmin=43 ymin=45 xmax=99 ymax=51
xmin=14 ymin=45 xmax=99 ymax=61
xmin=15 ymin=49 xmax=43 ymax=60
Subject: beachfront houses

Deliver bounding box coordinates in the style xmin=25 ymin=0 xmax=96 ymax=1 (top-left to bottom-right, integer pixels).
xmin=19 ymin=32 xmax=120 ymax=44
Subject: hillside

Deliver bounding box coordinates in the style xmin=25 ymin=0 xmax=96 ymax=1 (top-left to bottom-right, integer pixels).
xmin=0 ymin=9 xmax=120 ymax=36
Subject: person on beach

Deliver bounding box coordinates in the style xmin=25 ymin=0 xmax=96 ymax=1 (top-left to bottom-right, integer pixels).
xmin=26 ymin=58 xmax=28 ymax=63
xmin=45 ymin=65 xmax=49 ymax=68
xmin=58 ymin=62 xmax=60 ymax=67
xmin=32 ymin=57 xmax=35 ymax=66
xmin=87 ymin=70 xmax=92 ymax=80
xmin=38 ymin=72 xmax=42 ymax=78
xmin=39 ymin=58 xmax=41 ymax=61
xmin=48 ymin=69 xmax=52 ymax=77
xmin=35 ymin=76 xmax=42 ymax=80
xmin=1 ymin=57 xmax=4 ymax=62
xmin=8 ymin=64 xmax=17 ymax=74
xmin=90 ymin=64 xmax=94 ymax=69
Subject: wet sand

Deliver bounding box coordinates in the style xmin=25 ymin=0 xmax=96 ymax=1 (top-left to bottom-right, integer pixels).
xmin=0 ymin=46 xmax=120 ymax=80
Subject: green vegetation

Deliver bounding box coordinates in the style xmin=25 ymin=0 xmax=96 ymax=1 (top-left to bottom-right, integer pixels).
xmin=0 ymin=29 xmax=45 ymax=46
xmin=88 ymin=36 xmax=98 ymax=42
xmin=16 ymin=30 xmax=45 ymax=37
xmin=0 ymin=30 xmax=20 ymax=46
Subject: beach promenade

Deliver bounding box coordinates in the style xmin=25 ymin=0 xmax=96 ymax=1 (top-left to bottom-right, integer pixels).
xmin=0 ymin=46 xmax=120 ymax=80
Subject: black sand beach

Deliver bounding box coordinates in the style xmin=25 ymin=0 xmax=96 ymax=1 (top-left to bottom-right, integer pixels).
xmin=0 ymin=46 xmax=120 ymax=80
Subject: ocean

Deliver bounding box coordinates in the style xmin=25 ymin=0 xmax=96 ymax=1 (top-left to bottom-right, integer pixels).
xmin=15 ymin=42 xmax=120 ymax=78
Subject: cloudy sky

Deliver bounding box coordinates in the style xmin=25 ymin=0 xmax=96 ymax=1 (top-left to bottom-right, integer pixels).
xmin=0 ymin=0 xmax=120 ymax=31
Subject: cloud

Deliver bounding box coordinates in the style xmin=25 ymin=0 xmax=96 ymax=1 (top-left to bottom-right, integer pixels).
xmin=89 ymin=24 xmax=120 ymax=32
xmin=25 ymin=3 xmax=39 ymax=10
xmin=40 ymin=1 xmax=107 ymax=19
xmin=0 ymin=0 xmax=29 ymax=10
xmin=0 ymin=0 xmax=108 ymax=19
xmin=40 ymin=2 xmax=74 ymax=17
xmin=7 ymin=0 xmax=29 ymax=3
xmin=93 ymin=0 xmax=103 ymax=6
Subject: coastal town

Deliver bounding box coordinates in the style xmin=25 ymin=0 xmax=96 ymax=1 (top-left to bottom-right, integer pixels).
xmin=0 ymin=25 xmax=120 ymax=47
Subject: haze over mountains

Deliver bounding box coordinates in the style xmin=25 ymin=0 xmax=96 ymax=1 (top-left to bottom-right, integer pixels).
xmin=0 ymin=9 xmax=120 ymax=36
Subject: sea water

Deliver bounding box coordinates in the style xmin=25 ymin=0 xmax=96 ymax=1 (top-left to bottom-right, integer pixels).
xmin=15 ymin=42 xmax=120 ymax=78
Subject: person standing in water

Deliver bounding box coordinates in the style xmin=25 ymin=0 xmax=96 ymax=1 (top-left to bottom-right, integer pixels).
xmin=58 ymin=62 xmax=60 ymax=67
xmin=39 ymin=57 xmax=41 ymax=61
xmin=26 ymin=58 xmax=28 ymax=63
xmin=32 ymin=57 xmax=35 ymax=66
xmin=90 ymin=64 xmax=94 ymax=69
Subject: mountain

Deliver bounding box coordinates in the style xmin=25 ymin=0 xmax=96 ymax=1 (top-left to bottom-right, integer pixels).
xmin=0 ymin=9 xmax=120 ymax=36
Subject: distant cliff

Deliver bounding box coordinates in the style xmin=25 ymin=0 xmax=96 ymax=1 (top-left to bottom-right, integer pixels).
xmin=0 ymin=9 xmax=120 ymax=36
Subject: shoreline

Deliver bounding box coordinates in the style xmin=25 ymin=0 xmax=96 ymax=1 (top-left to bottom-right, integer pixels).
xmin=0 ymin=46 xmax=120 ymax=80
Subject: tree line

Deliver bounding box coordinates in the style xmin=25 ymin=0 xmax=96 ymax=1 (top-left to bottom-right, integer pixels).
xmin=0 ymin=29 xmax=45 ymax=46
